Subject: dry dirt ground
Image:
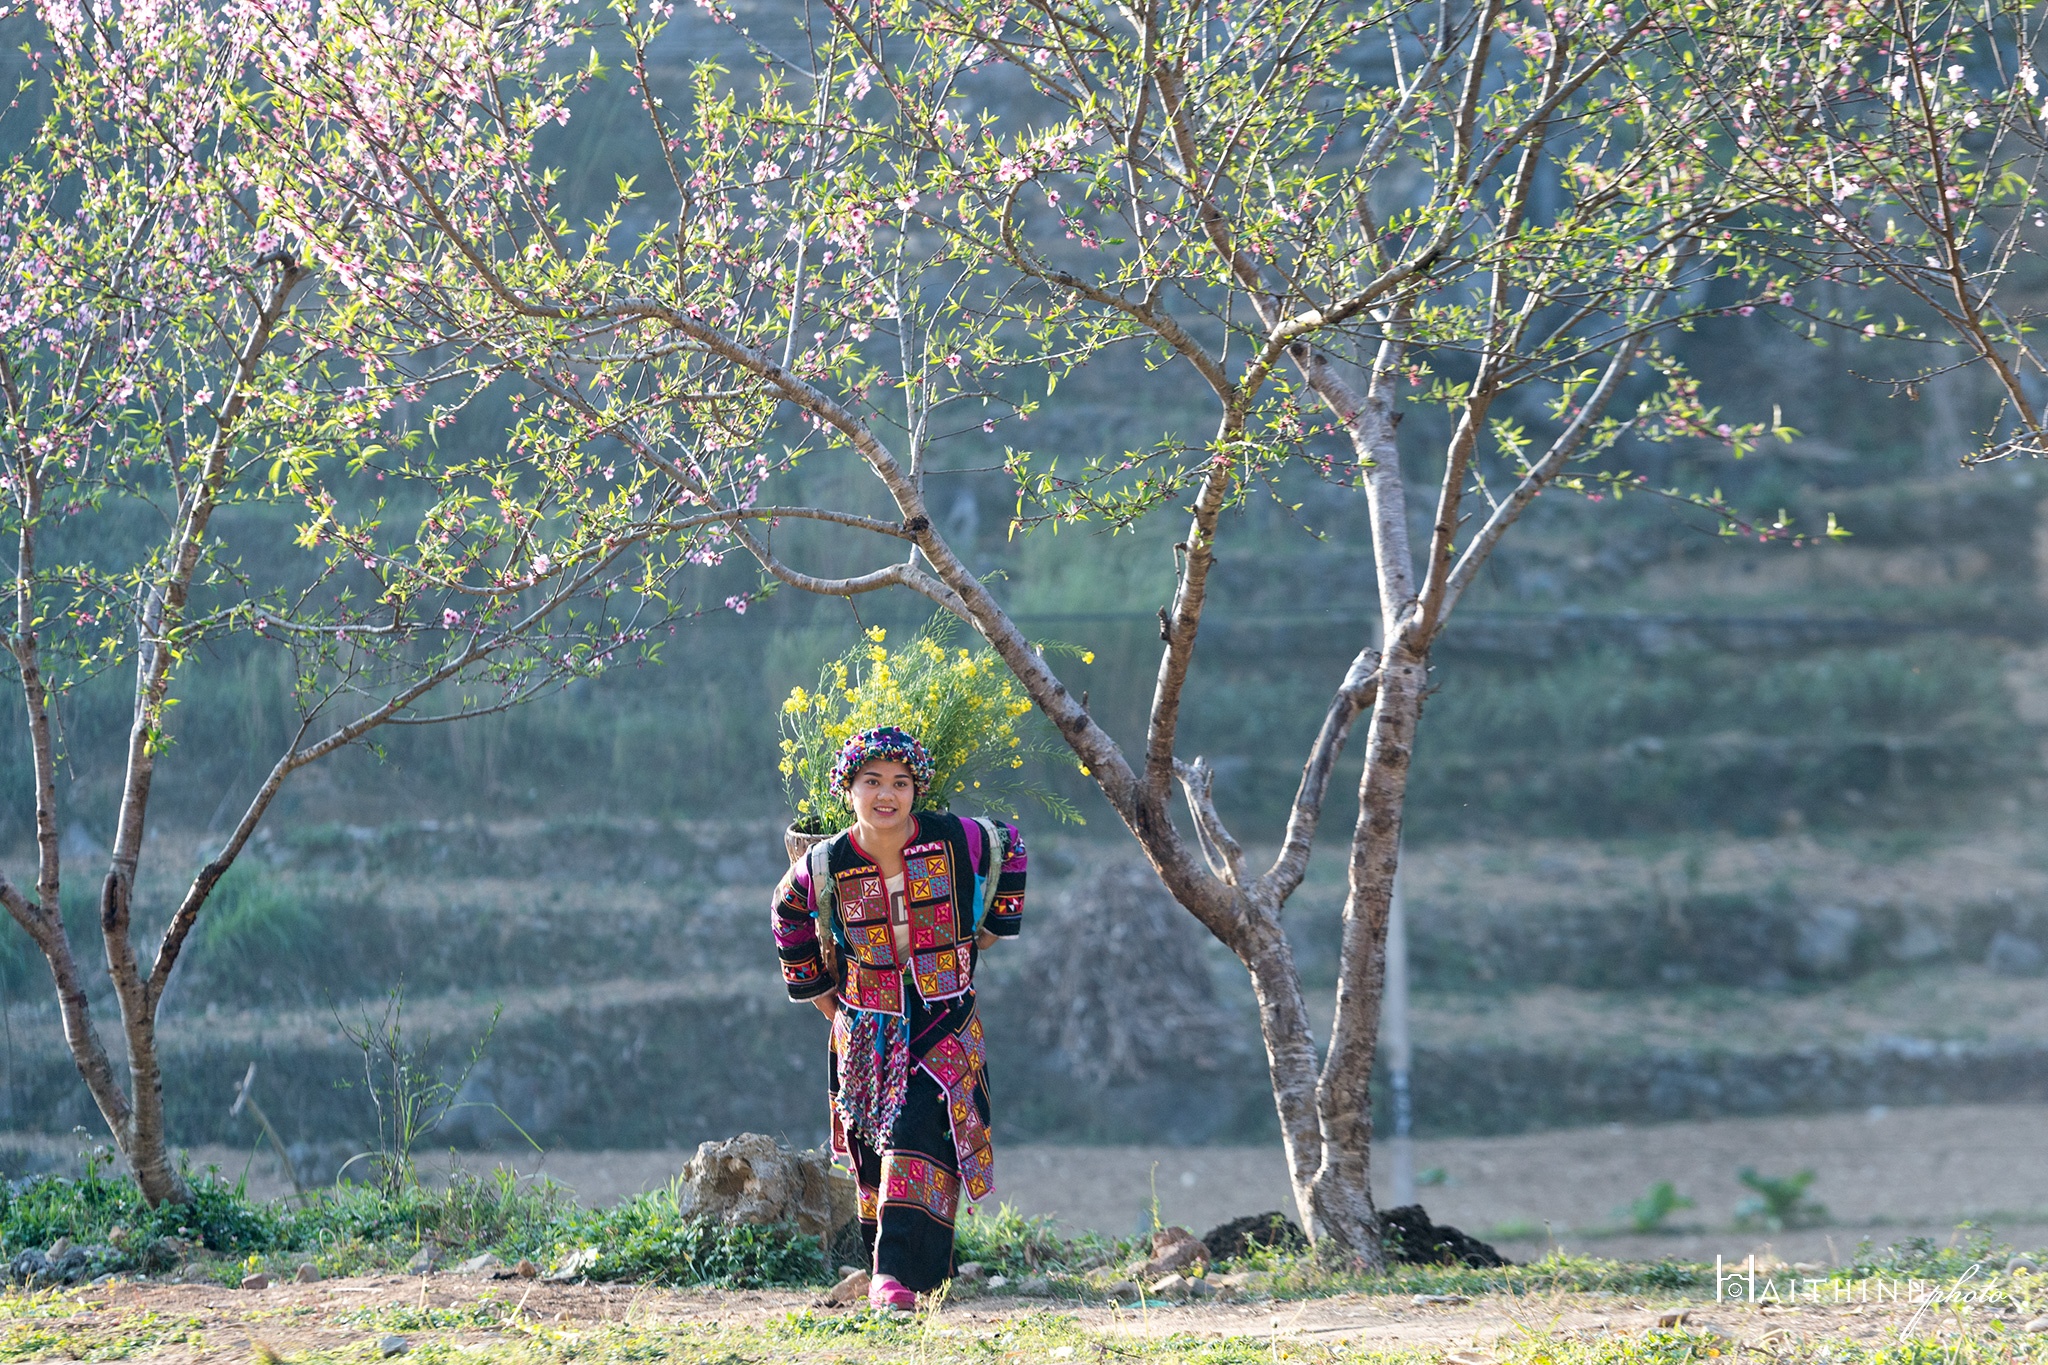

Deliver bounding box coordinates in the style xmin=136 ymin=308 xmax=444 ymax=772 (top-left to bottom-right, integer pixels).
xmin=18 ymin=1272 xmax=2009 ymax=1364
xmin=189 ymin=1102 xmax=2048 ymax=1264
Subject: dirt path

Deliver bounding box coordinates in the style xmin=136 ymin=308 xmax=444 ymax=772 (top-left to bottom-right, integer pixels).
xmin=25 ymin=1272 xmax=2016 ymax=1364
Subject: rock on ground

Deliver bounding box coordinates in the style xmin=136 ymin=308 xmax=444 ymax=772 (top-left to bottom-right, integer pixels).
xmin=1139 ymin=1227 xmax=1210 ymax=1279
xmin=827 ymin=1270 xmax=870 ymax=1306
xmin=674 ymin=1132 xmax=856 ymax=1238
xmin=8 ymin=1241 xmax=114 ymax=1287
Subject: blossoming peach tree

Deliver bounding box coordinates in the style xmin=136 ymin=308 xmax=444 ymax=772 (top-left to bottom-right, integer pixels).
xmin=1695 ymin=0 xmax=2048 ymax=463
xmin=0 ymin=0 xmax=734 ymax=1204
xmin=249 ymin=0 xmax=1849 ymax=1258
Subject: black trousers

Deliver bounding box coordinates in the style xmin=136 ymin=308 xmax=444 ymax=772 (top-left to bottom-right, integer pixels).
xmin=835 ymin=985 xmax=990 ymax=1293
xmin=850 ymin=1066 xmax=962 ymax=1291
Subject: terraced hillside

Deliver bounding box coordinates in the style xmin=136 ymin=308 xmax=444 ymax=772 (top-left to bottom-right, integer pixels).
xmin=4 ymin=817 xmax=2048 ymax=1169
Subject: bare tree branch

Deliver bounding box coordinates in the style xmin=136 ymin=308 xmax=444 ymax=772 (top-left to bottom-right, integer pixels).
xmin=1439 ymin=332 xmax=1649 ymax=620
xmin=1258 ymin=651 xmax=1380 ymax=902
xmin=142 ymin=714 xmax=314 ymax=1010
xmin=1140 ymin=428 xmax=1238 ymax=825
xmin=1291 ymin=322 xmax=1417 ymax=630
xmin=1173 ymin=755 xmax=1246 ymax=885
xmin=0 ymin=870 xmax=27 ymax=922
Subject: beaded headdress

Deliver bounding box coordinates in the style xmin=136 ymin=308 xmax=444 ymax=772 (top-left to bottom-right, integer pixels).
xmin=830 ymin=725 xmax=934 ymax=794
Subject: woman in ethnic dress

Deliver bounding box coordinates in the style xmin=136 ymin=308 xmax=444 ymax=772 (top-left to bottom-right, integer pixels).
xmin=772 ymin=726 xmax=1027 ymax=1310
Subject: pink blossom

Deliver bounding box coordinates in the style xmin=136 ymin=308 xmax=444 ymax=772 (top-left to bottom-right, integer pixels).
xmin=443 ymin=608 xmax=463 ymax=628
xmin=725 ymin=594 xmax=749 ymax=615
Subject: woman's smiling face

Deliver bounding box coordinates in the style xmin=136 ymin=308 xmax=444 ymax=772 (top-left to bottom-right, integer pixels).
xmin=846 ymin=759 xmax=917 ymax=835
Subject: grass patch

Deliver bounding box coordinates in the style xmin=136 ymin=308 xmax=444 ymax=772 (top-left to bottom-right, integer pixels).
xmin=1215 ymin=1248 xmax=1711 ymax=1300
xmin=954 ymin=1205 xmax=1137 ymax=1276
xmin=0 ymin=1165 xmax=828 ymax=1289
xmin=0 ymin=1295 xmax=205 ymax=1362
xmin=572 ymin=1200 xmax=826 ymax=1286
xmin=334 ymin=1299 xmax=524 ymax=1332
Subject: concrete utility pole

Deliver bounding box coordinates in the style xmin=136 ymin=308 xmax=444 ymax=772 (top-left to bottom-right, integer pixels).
xmin=1385 ymin=868 xmax=1414 ymax=1208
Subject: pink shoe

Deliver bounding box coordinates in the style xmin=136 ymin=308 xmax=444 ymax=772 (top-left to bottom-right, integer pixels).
xmin=869 ymin=1274 xmax=917 ymax=1312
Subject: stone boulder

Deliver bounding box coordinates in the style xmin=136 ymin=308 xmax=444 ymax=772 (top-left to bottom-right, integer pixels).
xmin=1137 ymin=1226 xmax=1209 ymax=1278
xmin=8 ymin=1239 xmax=111 ymax=1287
xmin=826 ymin=1268 xmax=871 ymax=1306
xmin=674 ymin=1133 xmax=856 ymax=1238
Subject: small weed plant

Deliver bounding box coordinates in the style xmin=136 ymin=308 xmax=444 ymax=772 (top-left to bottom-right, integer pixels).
xmin=1735 ymin=1168 xmax=1829 ymax=1230
xmin=1627 ymin=1181 xmax=1697 ymax=1233
xmin=336 ymin=987 xmax=523 ymax=1194
xmin=565 ymin=1187 xmax=823 ymax=1286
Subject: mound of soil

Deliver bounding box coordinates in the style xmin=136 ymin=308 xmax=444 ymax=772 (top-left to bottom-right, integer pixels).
xmin=1201 ymin=1212 xmax=1308 ymax=1262
xmin=1380 ymin=1204 xmax=1510 ymax=1267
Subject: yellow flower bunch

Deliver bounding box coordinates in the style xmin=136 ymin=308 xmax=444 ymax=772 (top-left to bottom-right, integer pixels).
xmin=779 ymin=618 xmax=1083 ymax=833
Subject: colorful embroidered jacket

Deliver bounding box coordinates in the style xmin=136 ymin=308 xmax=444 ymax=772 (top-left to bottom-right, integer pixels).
xmin=773 ymin=812 xmax=1025 ymax=1008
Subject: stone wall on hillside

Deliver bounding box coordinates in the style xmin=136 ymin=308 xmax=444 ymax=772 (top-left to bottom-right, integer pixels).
xmin=1400 ymin=894 xmax=2048 ymax=989
xmin=10 ymin=989 xmax=2048 ymax=1156
xmin=5 ymin=823 xmax=2048 ymax=1155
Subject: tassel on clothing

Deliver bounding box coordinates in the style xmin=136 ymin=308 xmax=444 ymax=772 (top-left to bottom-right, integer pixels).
xmin=834 ymin=1008 xmax=911 ymax=1149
